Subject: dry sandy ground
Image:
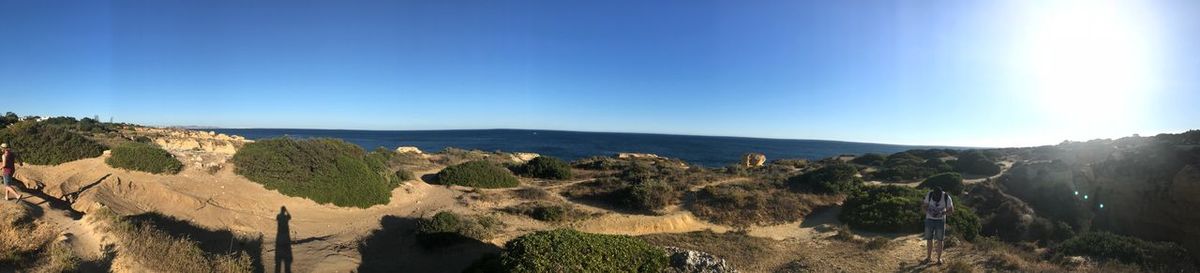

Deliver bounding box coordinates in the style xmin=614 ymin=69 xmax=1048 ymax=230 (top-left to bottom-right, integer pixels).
xmin=11 ymin=154 xmax=1007 ymax=273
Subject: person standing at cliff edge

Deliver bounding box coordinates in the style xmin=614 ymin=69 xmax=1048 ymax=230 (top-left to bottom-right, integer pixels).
xmin=1 ymin=143 xmax=23 ymax=201
xmin=921 ymin=186 xmax=953 ymax=265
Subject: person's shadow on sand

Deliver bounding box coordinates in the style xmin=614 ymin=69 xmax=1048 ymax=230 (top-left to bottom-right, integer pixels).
xmin=275 ymin=206 xmax=293 ymax=273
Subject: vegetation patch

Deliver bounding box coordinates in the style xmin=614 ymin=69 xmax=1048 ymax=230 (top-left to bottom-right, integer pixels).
xmin=689 ymin=181 xmax=840 ymax=228
xmin=0 ymin=202 xmax=61 ymax=270
xmin=839 ymin=185 xmax=980 ymax=239
xmin=231 ymin=137 xmax=402 ymax=208
xmin=787 ymin=164 xmax=862 ymax=194
xmin=502 ymin=202 xmax=591 ymax=222
xmin=869 ymin=152 xmax=954 ymax=182
xmin=563 ymin=161 xmax=726 ymax=214
xmin=436 ymin=161 xmax=521 ymax=188
xmin=641 ymin=231 xmax=774 ymax=273
xmin=490 ymin=229 xmax=668 ymax=273
xmin=953 ymin=150 xmax=1001 ymax=176
xmin=917 ymin=172 xmax=965 ymax=195
xmin=94 ymin=209 xmax=254 ymax=273
xmin=516 ymin=156 xmax=573 ymax=180
xmin=416 ymin=211 xmax=503 ymax=248
xmin=0 ymin=121 xmax=106 ymax=165
xmin=106 ymin=142 xmax=184 ymax=174
xmin=1054 ymin=232 xmax=1195 ymax=271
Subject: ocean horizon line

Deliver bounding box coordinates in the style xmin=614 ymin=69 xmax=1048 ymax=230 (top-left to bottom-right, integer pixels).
xmin=202 ymin=127 xmax=991 ymax=149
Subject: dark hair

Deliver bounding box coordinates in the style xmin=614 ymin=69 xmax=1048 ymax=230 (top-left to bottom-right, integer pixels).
xmin=930 ymin=186 xmax=945 ymax=202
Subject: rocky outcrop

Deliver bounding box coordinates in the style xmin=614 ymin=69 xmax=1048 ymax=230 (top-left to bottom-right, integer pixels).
xmin=618 ymin=153 xmax=663 ymax=159
xmin=664 ymin=247 xmax=738 ymax=273
xmin=395 ymin=146 xmax=423 ymax=154
xmin=132 ymin=127 xmax=246 ymax=155
xmin=510 ymin=152 xmax=540 ymax=163
xmin=130 ymin=127 xmax=249 ymax=171
xmin=742 ymin=153 xmax=766 ymax=168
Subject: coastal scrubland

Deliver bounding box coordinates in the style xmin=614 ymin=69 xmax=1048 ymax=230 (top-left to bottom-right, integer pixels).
xmin=0 ymin=112 xmax=1197 ymax=272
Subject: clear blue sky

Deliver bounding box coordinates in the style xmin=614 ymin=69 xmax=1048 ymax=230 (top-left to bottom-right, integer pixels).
xmin=1 ymin=0 xmax=1197 ymax=147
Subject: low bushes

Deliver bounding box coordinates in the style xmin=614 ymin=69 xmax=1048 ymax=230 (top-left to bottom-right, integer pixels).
xmin=851 ymin=153 xmax=886 ymax=166
xmin=1053 ymin=232 xmax=1194 ymax=271
xmin=840 ymin=185 xmax=925 ymax=233
xmin=788 ymin=164 xmax=862 ymax=194
xmin=502 ymin=202 xmax=590 ymax=222
xmin=0 ymin=121 xmax=106 ymax=165
xmin=231 ymin=138 xmax=401 ymax=208
xmin=954 ymin=150 xmax=1001 ymax=176
xmin=106 ymin=142 xmax=184 ymax=174
xmin=492 ymin=229 xmax=668 ymax=273
xmin=516 ymin=156 xmax=573 ymax=180
xmin=918 ymin=172 xmax=965 ymax=195
xmin=624 ymin=179 xmax=675 ymax=212
xmin=839 ymin=185 xmax=981 ymax=240
xmin=949 ymin=206 xmax=981 ymax=241
xmin=562 ymin=162 xmax=726 ymax=214
xmin=415 ymin=211 xmax=503 ymax=248
xmin=689 ymin=182 xmax=840 ymax=228
xmin=436 ymin=161 xmax=521 ymax=188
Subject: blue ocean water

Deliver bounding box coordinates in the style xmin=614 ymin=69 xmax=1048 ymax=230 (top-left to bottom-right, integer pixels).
xmin=212 ymin=129 xmax=954 ymax=167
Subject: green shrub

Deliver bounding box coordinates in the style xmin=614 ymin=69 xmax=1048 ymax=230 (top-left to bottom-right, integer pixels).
xmin=570 ymin=156 xmax=628 ymax=170
xmin=106 ymin=142 xmax=183 ymax=174
xmin=918 ymin=173 xmax=965 ymax=195
xmin=436 ymin=161 xmax=520 ymax=188
xmin=788 ymin=164 xmax=862 ymax=194
xmin=623 ymin=180 xmax=675 ymax=213
xmin=517 ymin=156 xmax=573 ymax=180
xmin=0 ymin=121 xmax=105 ymax=165
xmin=415 ymin=211 xmax=503 ymax=248
xmin=498 ymin=229 xmax=668 ymax=273
xmin=231 ymin=138 xmax=400 ymax=208
xmin=502 ymin=202 xmax=589 ymax=222
xmin=1054 ymin=232 xmax=1194 ymax=271
xmin=954 ymin=150 xmax=1001 ymax=176
xmin=839 ymin=185 xmax=925 ymax=232
xmin=851 ymin=153 xmax=886 ymax=166
xmin=949 ymin=207 xmax=981 ymax=242
xmin=840 ymin=185 xmax=981 ymax=238
xmin=395 ymin=169 xmax=416 ymax=182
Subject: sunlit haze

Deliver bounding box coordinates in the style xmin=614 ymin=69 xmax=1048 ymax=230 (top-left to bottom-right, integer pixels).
xmin=1 ymin=0 xmax=1197 ymax=147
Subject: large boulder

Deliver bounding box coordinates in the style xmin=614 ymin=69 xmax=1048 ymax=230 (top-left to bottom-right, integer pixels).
xmin=664 ymin=247 xmax=738 ymax=273
xmin=742 ymin=153 xmax=766 ymax=168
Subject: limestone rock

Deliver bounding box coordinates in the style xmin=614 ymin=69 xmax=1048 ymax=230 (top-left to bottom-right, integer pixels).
xmin=618 ymin=153 xmax=663 ymax=159
xmin=664 ymin=246 xmax=738 ymax=273
xmin=395 ymin=146 xmax=424 ymax=154
xmin=510 ymin=152 xmax=541 ymax=163
xmin=742 ymin=153 xmax=766 ymax=167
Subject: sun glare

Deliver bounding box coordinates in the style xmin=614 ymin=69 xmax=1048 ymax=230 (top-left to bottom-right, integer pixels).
xmin=1014 ymin=1 xmax=1162 ymax=138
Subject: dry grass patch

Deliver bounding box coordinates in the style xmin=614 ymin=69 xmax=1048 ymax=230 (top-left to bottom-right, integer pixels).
xmin=93 ymin=209 xmax=253 ymax=273
xmin=0 ymin=203 xmax=59 ymax=269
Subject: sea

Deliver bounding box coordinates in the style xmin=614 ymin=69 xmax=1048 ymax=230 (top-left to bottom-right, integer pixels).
xmin=211 ymin=128 xmax=957 ymax=167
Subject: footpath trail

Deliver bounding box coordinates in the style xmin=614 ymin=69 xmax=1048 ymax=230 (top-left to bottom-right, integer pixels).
xmin=11 ymin=182 xmax=108 ymax=273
